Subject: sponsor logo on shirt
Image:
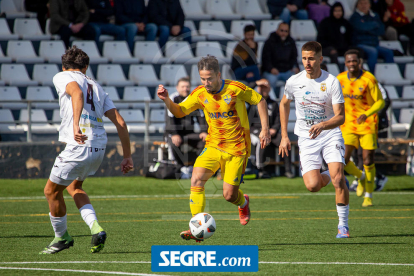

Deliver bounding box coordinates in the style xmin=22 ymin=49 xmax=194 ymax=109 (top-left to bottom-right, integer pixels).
xmin=208 ymin=111 xmax=235 ymax=119
xmin=81 ymin=114 xmax=103 ymax=122
xmin=344 ymin=94 xmax=363 ymax=100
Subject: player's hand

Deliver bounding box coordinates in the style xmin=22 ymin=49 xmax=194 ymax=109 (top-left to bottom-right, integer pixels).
xmin=357 ymin=114 xmax=367 ymax=124
xmin=171 ymin=135 xmax=182 ymax=147
xmin=259 ymin=129 xmax=271 ymax=149
xmin=121 ymin=157 xmax=134 ymax=174
xmin=157 ymin=85 xmax=169 ymax=101
xmin=309 ymin=122 xmax=325 ymax=139
xmin=279 ymin=136 xmax=291 ymax=157
xmin=73 ymin=125 xmax=87 ymax=144
xmin=199 ymin=132 xmax=208 ymax=142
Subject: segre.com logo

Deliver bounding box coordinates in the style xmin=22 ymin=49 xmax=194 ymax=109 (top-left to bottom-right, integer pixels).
xmin=151 ymin=245 xmax=258 ymax=272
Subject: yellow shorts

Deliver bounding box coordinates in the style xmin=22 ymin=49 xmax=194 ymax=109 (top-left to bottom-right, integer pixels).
xmin=194 ymin=147 xmax=248 ymax=186
xmin=342 ymin=133 xmax=377 ymax=150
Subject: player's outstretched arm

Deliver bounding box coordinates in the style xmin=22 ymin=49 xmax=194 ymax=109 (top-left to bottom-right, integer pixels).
xmin=105 ymin=108 xmax=133 ymax=174
xmin=257 ymin=98 xmax=271 ymax=149
xmin=279 ymin=95 xmax=291 ymax=157
xmin=157 ymin=85 xmax=186 ymax=118
xmin=309 ymin=103 xmax=345 ymax=139
xmin=66 ymin=81 xmax=87 ymax=144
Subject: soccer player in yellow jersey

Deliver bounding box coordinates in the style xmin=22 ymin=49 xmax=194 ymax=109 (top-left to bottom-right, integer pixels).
xmin=157 ymin=56 xmax=271 ymax=241
xmin=337 ymin=49 xmax=385 ymax=207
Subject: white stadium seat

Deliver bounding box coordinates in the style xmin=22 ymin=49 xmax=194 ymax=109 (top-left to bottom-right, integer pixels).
xmin=191 ymin=64 xmax=202 ymax=86
xmin=326 ymin=63 xmax=341 ymax=76
xmin=129 ymin=64 xmax=164 ymax=86
xmin=257 ymin=41 xmax=264 ymax=64
xmin=383 ymin=85 xmax=403 ymax=108
xmin=134 ymin=41 xmax=168 ymax=64
xmin=402 ymin=86 xmax=414 ymax=108
xmin=103 ymin=41 xmax=139 ymax=63
xmin=184 ymin=20 xmax=207 ymax=41
xmin=0 ymin=86 xmax=27 ymax=109
xmin=32 ymin=64 xmax=60 ymax=86
xmin=180 ymin=0 xmax=211 ymax=20
xmin=235 ymin=0 xmax=271 ymax=20
xmin=26 ymin=86 xmax=59 ymax=109
xmin=374 ymin=63 xmax=411 ymax=86
xmin=206 ymin=0 xmax=241 ymax=20
xmin=226 ymin=41 xmax=238 ymax=60
xmin=379 ymin=41 xmax=414 ymax=63
xmin=39 ymin=40 xmax=66 ymax=63
xmin=124 ymin=86 xmax=163 ymax=109
xmin=97 ymin=64 xmax=134 ymax=86
xmin=221 ymin=64 xmax=235 ymax=79
xmin=290 ymin=20 xmax=317 ymax=41
xmin=19 ymin=109 xmax=57 ymax=133
xmin=150 ymin=109 xmax=166 ymax=133
xmin=0 ymin=45 xmax=12 ymax=63
xmin=399 ymin=108 xmax=414 ymax=125
xmin=0 ymin=0 xmax=30 ymax=18
xmin=13 ymin=18 xmax=51 ymax=40
xmin=0 ymin=109 xmax=24 ymax=134
xmin=101 ymin=86 xmax=129 ymax=109
xmin=260 ymin=20 xmax=282 ymax=39
xmin=0 ymin=18 xmax=19 ymax=40
xmin=52 ymin=109 xmax=62 ymax=129
xmin=199 ymin=20 xmax=234 ymax=40
xmin=196 ymin=41 xmax=231 ymax=63
xmin=160 ymin=65 xmax=188 ymax=86
xmin=118 ymin=109 xmax=147 ymax=133
xmin=404 ymin=64 xmax=414 ymax=83
xmin=7 ymin=40 xmax=44 ymax=63
xmin=72 ymin=41 xmax=109 ymax=64
xmin=165 ymin=41 xmax=195 ymax=63
xmin=1 ymin=64 xmax=38 ymax=86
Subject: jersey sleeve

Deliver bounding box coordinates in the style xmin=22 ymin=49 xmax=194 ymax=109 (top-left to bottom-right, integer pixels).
xmin=178 ymin=92 xmax=202 ymax=115
xmin=369 ymin=79 xmax=383 ymax=102
xmin=53 ymin=73 xmax=76 ymax=96
xmin=237 ymin=85 xmax=262 ymax=105
xmin=103 ymin=95 xmax=116 ymax=113
xmin=284 ymin=79 xmax=294 ymax=100
xmin=331 ymin=77 xmax=345 ymax=104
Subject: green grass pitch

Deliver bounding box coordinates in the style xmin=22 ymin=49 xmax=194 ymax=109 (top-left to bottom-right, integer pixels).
xmin=0 ymin=176 xmax=413 ymax=275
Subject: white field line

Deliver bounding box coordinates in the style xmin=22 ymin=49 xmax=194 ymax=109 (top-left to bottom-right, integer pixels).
xmin=259 ymin=261 xmax=414 ymax=266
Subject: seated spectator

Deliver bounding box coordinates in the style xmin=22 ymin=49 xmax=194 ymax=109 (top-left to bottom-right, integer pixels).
xmin=114 ymin=0 xmax=157 ymax=53
xmin=267 ymin=0 xmax=308 ymax=23
xmin=231 ymin=25 xmax=261 ymax=83
xmin=249 ymin=81 xmax=294 ymax=179
xmin=86 ymin=0 xmax=127 ymax=47
xmin=317 ymin=2 xmax=352 ymax=64
xmin=25 ymin=0 xmax=49 ymax=32
xmin=147 ymin=0 xmax=191 ymax=50
xmin=370 ymin=0 xmax=398 ymax=40
xmin=305 ymin=0 xmax=330 ymax=25
xmin=261 ymin=23 xmax=299 ymax=89
xmin=385 ymin=0 xmax=414 ymax=55
xmin=349 ymin=0 xmax=394 ymax=72
xmin=49 ymin=0 xmax=96 ymax=49
xmin=165 ymin=77 xmax=207 ymax=167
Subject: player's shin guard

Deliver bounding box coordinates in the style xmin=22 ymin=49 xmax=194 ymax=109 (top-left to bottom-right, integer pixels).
xmin=232 ymin=189 xmax=246 ymax=207
xmin=190 ymin=187 xmax=205 ymax=216
xmin=344 ymin=161 xmax=363 ymax=179
xmin=364 ymin=164 xmax=376 ymax=196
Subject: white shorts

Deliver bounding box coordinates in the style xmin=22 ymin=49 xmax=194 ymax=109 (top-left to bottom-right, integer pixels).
xmin=50 ymin=144 xmax=105 ymax=186
xmin=298 ymin=132 xmax=345 ymax=176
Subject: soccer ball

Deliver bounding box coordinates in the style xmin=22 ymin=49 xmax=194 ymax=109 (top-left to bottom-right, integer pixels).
xmin=189 ymin=213 xmax=216 ymax=240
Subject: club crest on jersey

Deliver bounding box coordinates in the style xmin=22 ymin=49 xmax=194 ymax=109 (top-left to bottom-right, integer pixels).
xmin=223 ymin=94 xmax=231 ymax=104
xmin=320 ymin=83 xmax=326 ymax=92
xmin=359 ymin=87 xmax=363 ymax=92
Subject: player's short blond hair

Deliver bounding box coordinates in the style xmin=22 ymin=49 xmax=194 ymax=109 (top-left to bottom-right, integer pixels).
xmin=302 ymin=41 xmax=322 ymax=56
xmin=198 ymin=55 xmax=220 ymax=74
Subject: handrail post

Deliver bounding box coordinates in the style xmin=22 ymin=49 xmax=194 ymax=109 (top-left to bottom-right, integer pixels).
xmin=27 ymin=101 xmax=33 ymax=142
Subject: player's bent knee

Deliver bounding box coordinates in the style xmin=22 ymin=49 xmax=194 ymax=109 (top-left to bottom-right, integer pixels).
xmin=332 ymin=174 xmax=344 ymax=187
xmin=222 ymin=190 xmax=237 ymax=202
xmin=306 ymin=185 xmax=321 ymax=192
xmin=190 ymin=176 xmax=205 ymax=187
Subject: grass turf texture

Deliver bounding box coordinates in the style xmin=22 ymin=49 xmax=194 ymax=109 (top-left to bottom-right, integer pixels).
xmin=0 ymin=176 xmax=413 ymax=275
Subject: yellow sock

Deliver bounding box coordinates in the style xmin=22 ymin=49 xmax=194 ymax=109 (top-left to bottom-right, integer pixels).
xmin=344 ymin=161 xmax=363 ymax=179
xmin=231 ymin=189 xmax=246 ymax=206
xmin=364 ymin=164 xmax=375 ymax=194
xmin=190 ymin=187 xmax=205 ymax=216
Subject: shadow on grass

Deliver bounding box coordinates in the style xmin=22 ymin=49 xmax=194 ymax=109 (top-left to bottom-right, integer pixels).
xmin=0 ymin=234 xmax=90 ymax=239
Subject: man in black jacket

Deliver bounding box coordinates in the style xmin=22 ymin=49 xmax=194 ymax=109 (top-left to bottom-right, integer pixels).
xmin=248 ymin=82 xmax=294 ymax=178
xmin=262 ymin=23 xmax=299 ymax=90
xmin=147 ymin=0 xmax=191 ymax=49
xmin=165 ymin=77 xmax=208 ymax=166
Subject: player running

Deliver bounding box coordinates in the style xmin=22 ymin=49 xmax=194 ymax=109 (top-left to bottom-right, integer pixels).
xmin=337 ymin=49 xmax=384 ymax=207
xmin=279 ymin=41 xmax=350 ymax=238
xmin=40 ymin=46 xmax=133 ymax=254
xmin=157 ymin=56 xmax=270 ymax=242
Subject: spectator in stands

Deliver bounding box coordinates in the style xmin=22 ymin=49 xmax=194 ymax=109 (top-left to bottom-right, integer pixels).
xmin=25 ymin=0 xmax=49 ymax=32
xmin=267 ymin=0 xmax=308 ymax=23
xmin=165 ymin=77 xmax=208 ymax=167
xmin=261 ymin=23 xmax=299 ymax=89
xmin=231 ymin=25 xmax=261 ymax=83
xmin=385 ymin=0 xmax=414 ymax=55
xmin=249 ymin=81 xmax=294 ymax=179
xmin=349 ymin=0 xmax=394 ymax=72
xmin=370 ymin=0 xmax=398 ymax=40
xmin=86 ymin=0 xmax=127 ymax=47
xmin=114 ymin=0 xmax=157 ymax=53
xmin=49 ymin=0 xmax=96 ymax=49
xmin=317 ymin=2 xmax=352 ymax=65
xmin=304 ymin=0 xmax=330 ymax=25
xmin=147 ymin=0 xmax=191 ymax=50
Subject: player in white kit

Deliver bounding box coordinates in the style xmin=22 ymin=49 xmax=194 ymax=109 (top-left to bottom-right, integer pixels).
xmin=40 ymin=46 xmax=134 ymax=254
xmin=279 ymin=42 xmax=350 ymax=238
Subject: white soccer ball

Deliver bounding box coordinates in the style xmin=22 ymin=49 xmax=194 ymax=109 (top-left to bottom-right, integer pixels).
xmin=189 ymin=212 xmax=216 ymax=240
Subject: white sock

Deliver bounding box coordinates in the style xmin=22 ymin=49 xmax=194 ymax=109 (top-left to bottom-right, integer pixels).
xmin=49 ymin=213 xmax=67 ymax=238
xmin=239 ymin=196 xmax=248 ymax=208
xmin=365 ymin=192 xmax=372 ymax=198
xmin=336 ymin=205 xmax=349 ymax=228
xmin=321 ymin=170 xmax=331 ymax=186
xmin=79 ymin=204 xmax=98 ymax=230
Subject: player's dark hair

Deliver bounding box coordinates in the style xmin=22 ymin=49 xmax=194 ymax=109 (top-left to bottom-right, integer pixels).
xmin=344 ymin=49 xmax=362 ymax=59
xmin=61 ymin=45 xmax=90 ymax=70
xmin=198 ymin=55 xmax=220 ymax=74
xmin=244 ymin=24 xmax=256 ymax=33
xmin=302 ymin=41 xmax=322 ymax=55
xmin=177 ymin=77 xmax=190 ymax=86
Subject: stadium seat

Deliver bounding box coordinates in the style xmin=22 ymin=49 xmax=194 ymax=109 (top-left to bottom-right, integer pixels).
xmin=101 ymin=86 xmax=129 ymax=109
xmin=0 ymin=109 xmax=24 ymax=134
xmin=97 ymin=64 xmax=134 ymax=86
xmin=0 ymin=0 xmax=32 ymax=18
xmin=86 ymin=67 xmax=95 ymax=80
xmin=226 ymin=41 xmax=238 ymax=59
xmin=196 ymin=41 xmax=231 ymax=63
xmin=0 ymin=18 xmax=19 ymax=40
xmin=45 ymin=18 xmax=60 ymax=40
xmin=124 ymin=86 xmax=163 ymax=109
xmin=0 ymin=46 xmax=12 ymax=63
xmin=402 ymin=86 xmax=414 ymax=108
xmin=103 ymin=41 xmax=139 ymax=63
xmin=230 ymin=20 xmax=264 ymax=41
xmin=260 ymin=20 xmax=282 ymax=39
xmin=118 ymin=109 xmax=147 ymax=133
xmin=206 ymin=0 xmax=241 ymax=20
xmin=0 ymin=86 xmax=27 ymax=109
xmin=184 ymin=20 xmax=207 ymax=42
xmin=379 ymin=41 xmax=414 ymax=63
xmin=150 ymin=109 xmax=166 ymax=133
xmin=404 ymin=63 xmax=414 ymax=83
xmin=399 ymin=108 xmax=414 ymax=125
xmin=383 ymin=85 xmax=403 ymax=107
xmin=257 ymin=41 xmax=264 ymax=63
xmin=390 ymin=110 xmax=409 ymax=132
xmin=7 ymin=40 xmax=44 ymax=63
xmin=51 ymin=109 xmax=62 ymax=129
xmin=374 ymin=63 xmax=411 ymax=86
xmin=72 ymin=41 xmax=109 ymax=64
xmin=26 ymin=86 xmax=59 ymax=109
xmin=160 ymin=65 xmax=188 ymax=86
xmin=199 ymin=20 xmax=234 ymax=40
xmin=191 ymin=64 xmax=202 ymax=86
xmin=290 ymin=20 xmax=317 ymax=41
xmin=19 ymin=109 xmax=57 ymax=133
xmin=129 ymin=64 xmax=164 ymax=86
xmin=165 ymin=41 xmax=195 ymax=63
xmin=13 ymin=18 xmax=51 ymax=40
xmin=32 ymin=64 xmax=60 ymax=86
xmin=181 ymin=0 xmax=211 ymax=20
xmin=39 ymin=40 xmax=66 ymax=63
xmin=221 ymin=64 xmax=235 ymax=79
xmin=1 ymin=64 xmax=38 ymax=86
xmin=326 ymin=63 xmax=340 ymax=76
xmin=134 ymin=41 xmax=167 ymax=64
xmin=235 ymin=0 xmax=271 ymax=20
